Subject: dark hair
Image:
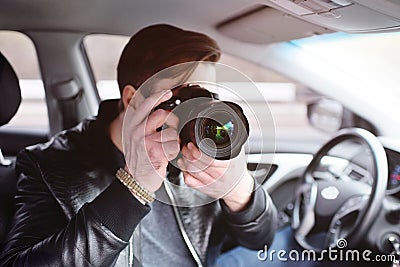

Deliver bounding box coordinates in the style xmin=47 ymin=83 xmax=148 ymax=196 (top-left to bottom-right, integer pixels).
xmin=117 ymin=24 xmax=221 ymax=94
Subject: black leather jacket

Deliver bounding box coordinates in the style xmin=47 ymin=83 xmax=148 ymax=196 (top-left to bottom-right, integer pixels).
xmin=0 ymin=100 xmax=277 ymax=267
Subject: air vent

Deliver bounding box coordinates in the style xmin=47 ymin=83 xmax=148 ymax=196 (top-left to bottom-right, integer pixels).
xmin=344 ymin=163 xmax=372 ymax=185
xmin=247 ymin=162 xmax=277 ymax=184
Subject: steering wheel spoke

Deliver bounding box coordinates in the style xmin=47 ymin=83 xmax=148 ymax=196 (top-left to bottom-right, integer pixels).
xmin=292 ymin=180 xmax=321 ymax=250
xmin=325 ymin=195 xmax=369 ymax=247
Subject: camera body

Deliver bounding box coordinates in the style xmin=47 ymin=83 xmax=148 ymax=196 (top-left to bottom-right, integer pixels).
xmin=155 ymin=84 xmax=249 ymax=160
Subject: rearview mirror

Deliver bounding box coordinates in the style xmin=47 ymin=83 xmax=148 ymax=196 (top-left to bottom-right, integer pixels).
xmin=307 ymin=99 xmax=343 ymax=133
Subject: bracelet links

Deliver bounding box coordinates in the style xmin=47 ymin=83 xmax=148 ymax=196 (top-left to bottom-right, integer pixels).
xmin=115 ymin=168 xmax=155 ymax=204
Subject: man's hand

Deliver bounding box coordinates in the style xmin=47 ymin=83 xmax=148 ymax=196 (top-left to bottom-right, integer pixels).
xmin=123 ymin=89 xmax=180 ymax=193
xmin=177 ymin=142 xmax=254 ymax=212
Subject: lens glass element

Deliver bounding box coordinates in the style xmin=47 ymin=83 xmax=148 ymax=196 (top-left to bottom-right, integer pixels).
xmin=204 ymin=119 xmax=234 ymax=147
xmin=205 ymin=120 xmax=235 ymax=146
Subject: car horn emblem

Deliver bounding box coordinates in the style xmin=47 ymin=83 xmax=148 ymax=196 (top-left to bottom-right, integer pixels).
xmin=321 ymin=186 xmax=340 ymax=200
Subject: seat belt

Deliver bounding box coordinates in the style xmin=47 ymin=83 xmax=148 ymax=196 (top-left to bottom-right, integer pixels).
xmin=52 ymin=79 xmax=83 ymax=129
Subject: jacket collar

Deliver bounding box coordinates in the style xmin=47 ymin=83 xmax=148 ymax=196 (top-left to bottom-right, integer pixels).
xmin=89 ymin=99 xmax=126 ymax=169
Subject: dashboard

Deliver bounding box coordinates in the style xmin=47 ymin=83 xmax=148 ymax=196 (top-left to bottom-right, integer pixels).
xmin=247 ymin=139 xmax=400 ymax=229
xmin=248 ymin=145 xmax=400 ymax=199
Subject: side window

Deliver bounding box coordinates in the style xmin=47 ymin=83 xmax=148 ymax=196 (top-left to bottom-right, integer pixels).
xmin=0 ymin=31 xmax=48 ymax=131
xmin=84 ymin=34 xmax=128 ymax=100
xmin=83 ymin=34 xmax=329 ymax=147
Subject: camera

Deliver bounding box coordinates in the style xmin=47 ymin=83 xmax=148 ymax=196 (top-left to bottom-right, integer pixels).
xmin=154 ymin=84 xmax=249 ymax=160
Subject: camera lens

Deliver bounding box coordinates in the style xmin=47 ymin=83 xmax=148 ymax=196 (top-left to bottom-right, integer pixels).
xmin=156 ymin=84 xmax=249 ymax=160
xmin=195 ymin=101 xmax=249 ymax=160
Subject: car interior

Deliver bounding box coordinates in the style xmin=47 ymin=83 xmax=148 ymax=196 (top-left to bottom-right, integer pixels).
xmin=1 ymin=0 xmax=400 ymax=266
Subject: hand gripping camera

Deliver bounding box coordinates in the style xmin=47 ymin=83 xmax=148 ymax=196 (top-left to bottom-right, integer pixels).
xmin=154 ymin=84 xmax=249 ymax=160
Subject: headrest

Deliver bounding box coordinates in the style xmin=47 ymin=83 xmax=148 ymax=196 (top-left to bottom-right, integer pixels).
xmin=0 ymin=52 xmax=21 ymax=126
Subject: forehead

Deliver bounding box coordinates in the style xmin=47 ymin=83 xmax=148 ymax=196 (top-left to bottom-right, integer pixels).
xmin=150 ymin=63 xmax=217 ymax=94
xmin=187 ymin=63 xmax=216 ymax=83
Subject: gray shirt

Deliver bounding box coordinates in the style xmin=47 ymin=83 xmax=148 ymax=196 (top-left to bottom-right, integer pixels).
xmin=141 ymin=200 xmax=197 ymax=267
xmin=113 ymin=199 xmax=196 ymax=267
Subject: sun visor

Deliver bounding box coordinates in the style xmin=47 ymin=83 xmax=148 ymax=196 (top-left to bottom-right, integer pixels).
xmin=217 ymin=5 xmax=333 ymax=44
xmin=264 ymin=0 xmax=400 ymax=33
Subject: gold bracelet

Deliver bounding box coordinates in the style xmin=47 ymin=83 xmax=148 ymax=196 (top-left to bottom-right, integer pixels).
xmin=115 ymin=168 xmax=155 ymax=204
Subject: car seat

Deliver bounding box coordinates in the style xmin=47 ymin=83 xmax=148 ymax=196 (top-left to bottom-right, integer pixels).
xmin=0 ymin=51 xmax=21 ymax=245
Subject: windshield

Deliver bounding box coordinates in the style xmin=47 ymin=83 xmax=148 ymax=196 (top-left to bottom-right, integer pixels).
xmin=290 ymin=32 xmax=400 ymax=137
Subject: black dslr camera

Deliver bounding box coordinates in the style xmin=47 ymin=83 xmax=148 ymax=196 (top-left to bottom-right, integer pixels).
xmin=154 ymin=84 xmax=249 ymax=160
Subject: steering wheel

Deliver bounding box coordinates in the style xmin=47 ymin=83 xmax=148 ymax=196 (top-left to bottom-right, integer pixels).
xmin=292 ymin=128 xmax=388 ymax=251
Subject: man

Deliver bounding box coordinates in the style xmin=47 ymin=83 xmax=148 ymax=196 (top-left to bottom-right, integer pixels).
xmin=0 ymin=24 xmax=277 ymax=266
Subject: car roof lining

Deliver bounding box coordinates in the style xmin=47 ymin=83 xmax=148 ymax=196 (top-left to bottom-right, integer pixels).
xmin=2 ymin=0 xmax=400 ymax=68
xmin=0 ymin=0 xmax=250 ymax=34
